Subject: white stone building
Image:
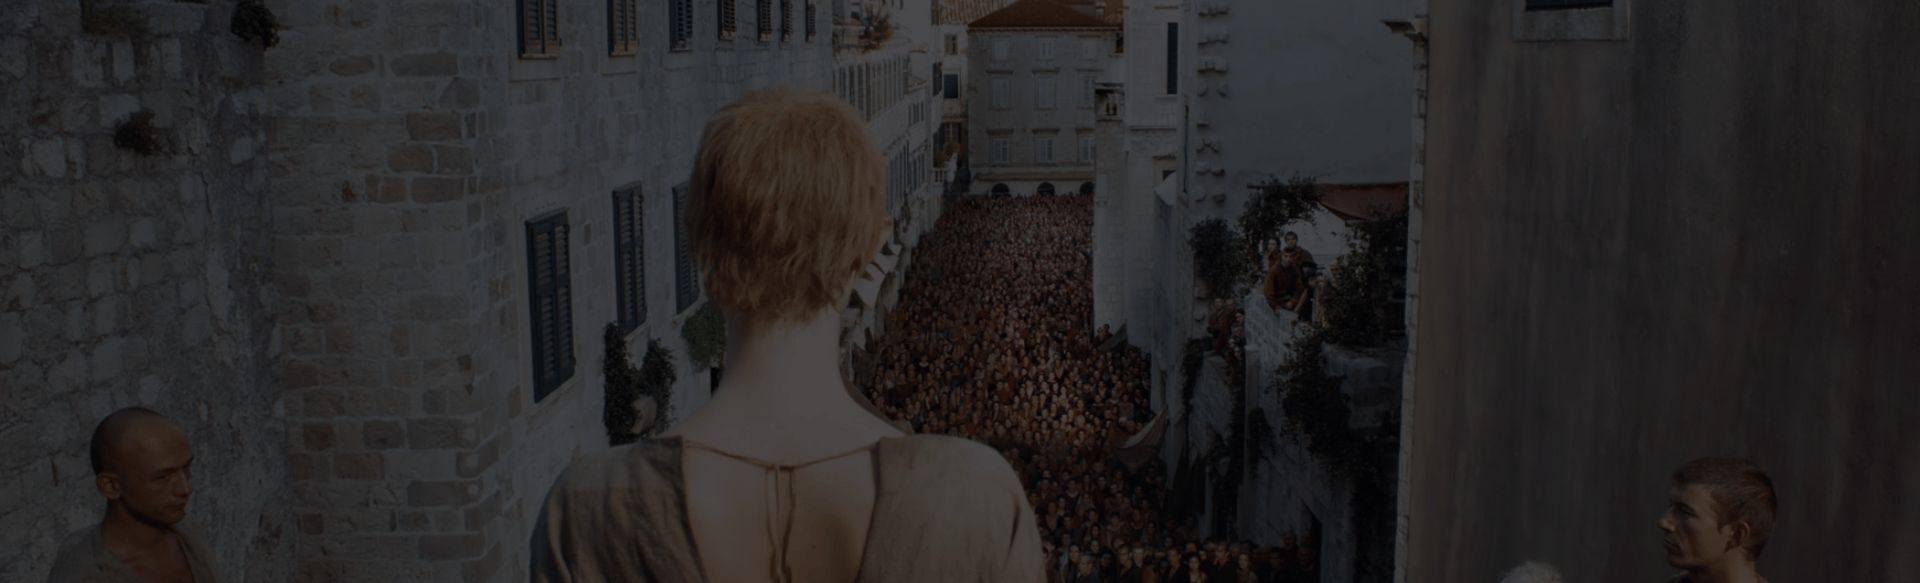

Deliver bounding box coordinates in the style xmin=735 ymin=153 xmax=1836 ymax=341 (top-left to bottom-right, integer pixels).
xmin=965 ymin=0 xmax=1120 ymax=197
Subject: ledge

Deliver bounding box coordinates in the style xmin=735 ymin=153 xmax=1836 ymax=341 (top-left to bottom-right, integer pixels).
xmin=1512 ymin=0 xmax=1630 ymax=42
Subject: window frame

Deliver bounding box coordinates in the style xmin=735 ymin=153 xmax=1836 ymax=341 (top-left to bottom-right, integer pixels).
xmin=1038 ymin=37 xmax=1054 ymax=60
xmin=758 ymin=0 xmax=772 ymax=42
xmin=1035 ymin=75 xmax=1056 ymax=110
xmin=526 ymin=209 xmax=576 ymax=401
xmin=1079 ymin=135 xmax=1094 ymax=163
xmin=1081 ymin=75 xmax=1096 ymax=107
xmin=519 ymin=0 xmax=561 ymax=59
xmin=1036 ymin=136 xmax=1054 ymax=164
xmin=990 ymin=76 xmax=1010 ymax=109
xmin=670 ymin=0 xmax=694 ymax=51
xmin=1081 ymin=37 xmax=1097 ymax=60
xmin=943 ymin=73 xmax=959 ymax=99
xmin=609 ymin=0 xmax=639 ymax=56
xmin=992 ymin=37 xmax=1009 ymax=61
xmin=719 ymin=0 xmax=737 ymax=42
xmin=781 ymin=0 xmax=793 ymax=42
xmin=673 ymin=183 xmax=701 ymax=313
xmin=806 ymin=0 xmax=817 ymax=42
xmin=1165 ymin=23 xmax=1178 ymax=95
xmin=612 ymin=186 xmax=647 ymax=334
xmin=1512 ymin=0 xmax=1628 ymax=41
xmin=991 ymin=137 xmax=1011 ymax=164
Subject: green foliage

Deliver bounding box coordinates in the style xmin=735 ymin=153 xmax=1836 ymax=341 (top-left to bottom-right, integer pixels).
xmin=231 ymin=0 xmax=281 ymax=48
xmin=113 ymin=109 xmax=165 ymax=156
xmin=680 ymin=303 xmax=726 ymax=370
xmin=1180 ymin=337 xmax=1209 ymax=416
xmin=858 ymin=8 xmax=894 ymax=52
xmin=1316 ymin=209 xmax=1408 ymax=348
xmin=604 ymin=326 xmax=679 ymax=445
xmin=82 ymin=0 xmax=148 ymax=39
xmin=1272 ymin=329 xmax=1372 ymax=483
xmin=1187 ymin=217 xmax=1251 ymax=300
xmin=1239 ymin=173 xmax=1322 ymax=274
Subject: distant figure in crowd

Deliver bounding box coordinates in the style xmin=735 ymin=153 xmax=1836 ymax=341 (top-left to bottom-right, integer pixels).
xmin=1263 ymin=232 xmax=1316 ymax=315
xmin=1498 ymin=561 xmax=1564 ymax=583
xmin=1657 ymin=457 xmax=1776 ymax=583
xmin=48 ymin=407 xmax=219 ymax=583
xmin=530 ymin=86 xmax=1042 ymax=583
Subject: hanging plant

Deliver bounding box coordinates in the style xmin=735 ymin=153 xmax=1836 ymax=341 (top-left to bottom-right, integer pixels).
xmin=680 ymin=302 xmax=726 ymax=370
xmin=1187 ymin=217 xmax=1251 ymax=300
xmin=231 ymin=0 xmax=281 ymax=48
xmin=604 ymin=327 xmax=679 ymax=445
xmin=857 ymin=8 xmax=894 ymax=52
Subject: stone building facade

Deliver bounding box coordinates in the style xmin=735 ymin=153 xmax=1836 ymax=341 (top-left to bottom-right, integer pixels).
xmin=1404 ymin=0 xmax=1920 ymax=581
xmin=2 ymin=0 xmax=938 ymax=582
xmin=965 ymin=0 xmax=1117 ymax=197
xmin=1 ymin=2 xmax=291 ymax=582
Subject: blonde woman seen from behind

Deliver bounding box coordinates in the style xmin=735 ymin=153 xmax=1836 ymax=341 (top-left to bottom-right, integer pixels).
xmin=530 ymin=87 xmax=1045 ymax=583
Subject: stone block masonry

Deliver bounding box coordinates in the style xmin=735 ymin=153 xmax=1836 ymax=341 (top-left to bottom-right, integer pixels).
xmin=0 ymin=2 xmax=290 ymax=583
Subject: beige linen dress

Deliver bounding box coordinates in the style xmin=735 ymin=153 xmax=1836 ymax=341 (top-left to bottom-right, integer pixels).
xmin=45 ymin=522 xmax=221 ymax=583
xmin=531 ymin=433 xmax=1045 ymax=583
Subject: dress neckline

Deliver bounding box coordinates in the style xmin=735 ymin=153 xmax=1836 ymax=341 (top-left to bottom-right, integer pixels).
xmin=665 ymin=434 xmax=907 ymax=583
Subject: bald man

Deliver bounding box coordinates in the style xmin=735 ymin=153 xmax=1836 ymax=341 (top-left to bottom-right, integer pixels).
xmin=47 ymin=407 xmax=219 ymax=583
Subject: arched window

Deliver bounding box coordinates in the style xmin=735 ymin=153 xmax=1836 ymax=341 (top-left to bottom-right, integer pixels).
xmin=991 ymin=183 xmax=1010 ymax=197
xmin=1079 ymin=182 xmax=1094 ymax=195
xmin=1037 ymin=182 xmax=1055 ymax=196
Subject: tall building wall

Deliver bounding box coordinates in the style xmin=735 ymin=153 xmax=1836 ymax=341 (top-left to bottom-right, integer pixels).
xmin=267 ymin=1 xmax=835 ymax=581
xmin=1410 ymin=1 xmax=1920 ymax=581
xmin=0 ymin=2 xmax=291 ymax=582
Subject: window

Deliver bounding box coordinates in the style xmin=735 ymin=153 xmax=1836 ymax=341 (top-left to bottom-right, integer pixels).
xmin=991 ymin=137 xmax=1010 ymax=164
xmin=946 ymin=34 xmax=958 ymax=55
xmin=806 ymin=0 xmax=817 ymax=42
xmin=758 ymin=0 xmax=771 ymax=42
xmin=608 ymin=0 xmax=639 ymax=55
xmin=720 ymin=0 xmax=737 ymax=41
xmin=612 ymin=187 xmax=646 ymax=333
xmin=526 ymin=210 xmax=575 ymax=400
xmin=990 ymin=77 xmax=1009 ymax=109
xmin=1514 ymin=0 xmax=1627 ymax=41
xmin=1526 ymin=0 xmax=1610 ymax=8
xmin=1165 ymin=23 xmax=1178 ymax=94
xmin=1036 ymin=137 xmax=1053 ymax=163
xmin=1079 ymin=135 xmax=1094 ymax=162
xmin=1035 ymin=76 xmax=1055 ymax=109
xmin=671 ymin=0 xmax=694 ymax=51
xmin=673 ymin=183 xmax=699 ymax=312
xmin=1037 ymin=182 xmax=1055 ymax=196
xmin=519 ymin=0 xmax=560 ymax=58
xmin=944 ymin=73 xmax=959 ymax=99
xmin=1081 ymin=37 xmax=1096 ymax=60
xmin=992 ymin=37 xmax=1009 ymax=61
xmin=781 ymin=0 xmax=792 ymax=41
xmin=1082 ymin=75 xmax=1096 ymax=107
xmin=1038 ymin=38 xmax=1054 ymax=60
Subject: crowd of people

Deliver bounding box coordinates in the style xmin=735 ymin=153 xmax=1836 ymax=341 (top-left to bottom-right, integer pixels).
xmin=862 ymin=194 xmax=1322 ymax=583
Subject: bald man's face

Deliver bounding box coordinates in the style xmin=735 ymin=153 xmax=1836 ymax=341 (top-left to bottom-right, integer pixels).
xmin=97 ymin=418 xmax=194 ymax=526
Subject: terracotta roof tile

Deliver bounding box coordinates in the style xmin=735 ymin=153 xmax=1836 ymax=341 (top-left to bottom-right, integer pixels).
xmin=969 ymin=0 xmax=1118 ymax=29
xmin=937 ymin=0 xmax=1014 ymax=25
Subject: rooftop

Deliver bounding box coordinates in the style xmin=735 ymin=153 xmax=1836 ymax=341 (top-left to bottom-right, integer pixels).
xmin=969 ymin=0 xmax=1120 ymax=29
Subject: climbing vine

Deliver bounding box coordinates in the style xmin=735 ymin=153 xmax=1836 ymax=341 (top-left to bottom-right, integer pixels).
xmin=1316 ymin=208 xmax=1408 ymax=348
xmin=1238 ymin=173 xmax=1322 ymax=279
xmin=1187 ymin=218 xmax=1252 ymax=300
xmin=604 ymin=325 xmax=679 ymax=446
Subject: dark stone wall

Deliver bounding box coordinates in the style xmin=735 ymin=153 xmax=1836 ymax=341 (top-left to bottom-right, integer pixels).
xmin=0 ymin=2 xmax=289 ymax=582
xmin=1410 ymin=1 xmax=1920 ymax=581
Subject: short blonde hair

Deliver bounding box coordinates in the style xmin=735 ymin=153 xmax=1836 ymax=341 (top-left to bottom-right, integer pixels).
xmin=685 ymin=86 xmax=887 ymax=330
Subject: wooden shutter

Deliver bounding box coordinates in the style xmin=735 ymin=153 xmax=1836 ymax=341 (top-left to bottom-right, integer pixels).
xmin=781 ymin=0 xmax=792 ymax=42
xmin=610 ymin=0 xmax=638 ymax=55
xmin=720 ymin=0 xmax=736 ymax=41
xmin=674 ymin=183 xmax=698 ymax=312
xmin=520 ymin=0 xmax=560 ymax=57
xmin=527 ymin=210 xmax=575 ymax=400
xmin=806 ymin=0 xmax=816 ymax=42
xmin=613 ymin=188 xmax=646 ymax=333
xmin=758 ymin=0 xmax=771 ymax=41
xmin=671 ymin=0 xmax=693 ymax=51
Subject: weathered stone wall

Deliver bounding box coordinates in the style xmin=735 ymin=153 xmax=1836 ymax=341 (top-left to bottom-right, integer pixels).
xmin=1237 ymin=291 xmax=1404 ymax=583
xmin=0 ymin=2 xmax=289 ymax=582
xmin=1412 ymin=1 xmax=1920 ymax=581
xmin=265 ymin=1 xmax=839 ymax=582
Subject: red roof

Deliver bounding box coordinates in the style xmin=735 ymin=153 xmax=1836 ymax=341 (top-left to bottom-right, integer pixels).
xmin=1319 ymin=183 xmax=1409 ymax=222
xmin=970 ymin=0 xmax=1118 ymax=29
